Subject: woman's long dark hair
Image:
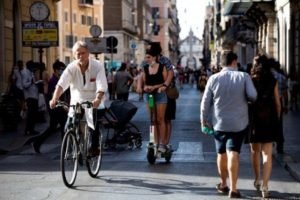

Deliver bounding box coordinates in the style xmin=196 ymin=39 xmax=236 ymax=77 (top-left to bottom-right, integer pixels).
xmin=251 ymin=55 xmax=274 ymax=85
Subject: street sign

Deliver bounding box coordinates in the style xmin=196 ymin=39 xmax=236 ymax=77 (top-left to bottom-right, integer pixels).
xmin=22 ymin=21 xmax=59 ymax=47
xmin=106 ymin=36 xmax=118 ymax=54
xmin=107 ymin=36 xmax=118 ymax=47
xmin=85 ymin=37 xmax=107 ymax=54
xmin=129 ymin=40 xmax=137 ymax=49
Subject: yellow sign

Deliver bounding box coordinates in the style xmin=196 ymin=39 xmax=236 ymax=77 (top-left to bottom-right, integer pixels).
xmin=22 ymin=21 xmax=59 ymax=47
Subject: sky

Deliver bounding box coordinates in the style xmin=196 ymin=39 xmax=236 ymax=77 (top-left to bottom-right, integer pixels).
xmin=177 ymin=0 xmax=212 ymax=40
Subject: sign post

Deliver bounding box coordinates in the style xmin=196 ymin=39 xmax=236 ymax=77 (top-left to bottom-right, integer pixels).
xmin=25 ymin=2 xmax=54 ymax=65
xmin=22 ymin=21 xmax=59 ymax=64
xmin=87 ymin=25 xmax=104 ymax=59
xmin=129 ymin=40 xmax=137 ymax=67
xmin=106 ymin=36 xmax=118 ymax=68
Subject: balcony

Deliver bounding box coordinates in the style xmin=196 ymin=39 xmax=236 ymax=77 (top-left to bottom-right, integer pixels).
xmin=78 ymin=0 xmax=93 ymax=7
xmin=223 ymin=0 xmax=273 ymax=16
xmin=122 ymin=20 xmax=138 ymax=34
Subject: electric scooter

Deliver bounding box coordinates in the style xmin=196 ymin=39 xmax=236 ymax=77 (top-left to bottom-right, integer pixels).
xmin=146 ymin=93 xmax=172 ymax=164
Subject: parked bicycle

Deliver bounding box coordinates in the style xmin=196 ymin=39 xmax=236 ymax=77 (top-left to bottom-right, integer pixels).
xmin=58 ymin=101 xmax=103 ymax=188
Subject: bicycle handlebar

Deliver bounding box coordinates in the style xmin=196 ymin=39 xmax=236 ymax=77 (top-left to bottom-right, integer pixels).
xmin=56 ymin=101 xmax=93 ymax=110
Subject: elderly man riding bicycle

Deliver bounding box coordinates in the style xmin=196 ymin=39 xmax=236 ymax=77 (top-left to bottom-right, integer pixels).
xmin=49 ymin=40 xmax=108 ymax=155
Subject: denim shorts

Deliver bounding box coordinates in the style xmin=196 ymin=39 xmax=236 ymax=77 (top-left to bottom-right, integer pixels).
xmin=214 ymin=128 xmax=247 ymax=154
xmin=145 ymin=92 xmax=167 ymax=104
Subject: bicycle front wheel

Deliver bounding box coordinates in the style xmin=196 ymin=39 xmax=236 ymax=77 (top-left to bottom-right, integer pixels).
xmin=60 ymin=130 xmax=78 ymax=187
xmin=86 ymin=125 xmax=103 ymax=177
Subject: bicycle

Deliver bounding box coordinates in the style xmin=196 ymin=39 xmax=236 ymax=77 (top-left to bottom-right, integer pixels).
xmin=58 ymin=101 xmax=103 ymax=188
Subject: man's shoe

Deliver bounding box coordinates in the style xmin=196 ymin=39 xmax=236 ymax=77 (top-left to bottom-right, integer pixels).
xmin=32 ymin=142 xmax=41 ymax=153
xmin=216 ymin=183 xmax=229 ymax=194
xmin=228 ymin=190 xmax=241 ymax=198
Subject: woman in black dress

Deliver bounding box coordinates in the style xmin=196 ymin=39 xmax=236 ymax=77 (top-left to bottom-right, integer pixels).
xmin=249 ymin=55 xmax=281 ymax=198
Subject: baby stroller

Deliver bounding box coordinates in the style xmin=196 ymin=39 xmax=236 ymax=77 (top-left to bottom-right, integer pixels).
xmin=98 ymin=100 xmax=142 ymax=149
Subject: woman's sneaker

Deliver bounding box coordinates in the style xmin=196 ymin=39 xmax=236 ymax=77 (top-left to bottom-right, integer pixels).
xmin=157 ymin=144 xmax=166 ymax=153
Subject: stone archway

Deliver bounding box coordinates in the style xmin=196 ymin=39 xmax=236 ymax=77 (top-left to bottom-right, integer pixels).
xmin=186 ymin=56 xmax=197 ymax=70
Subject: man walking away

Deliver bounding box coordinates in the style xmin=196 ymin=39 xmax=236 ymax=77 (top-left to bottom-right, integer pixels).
xmin=200 ymin=51 xmax=257 ymax=198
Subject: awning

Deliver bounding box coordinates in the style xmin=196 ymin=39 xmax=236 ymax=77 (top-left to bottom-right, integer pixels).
xmin=224 ymin=0 xmax=273 ymax=16
xmin=222 ymin=24 xmax=239 ymax=46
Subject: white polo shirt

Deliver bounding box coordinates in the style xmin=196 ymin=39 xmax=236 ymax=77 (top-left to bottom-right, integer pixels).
xmin=57 ymin=58 xmax=108 ymax=105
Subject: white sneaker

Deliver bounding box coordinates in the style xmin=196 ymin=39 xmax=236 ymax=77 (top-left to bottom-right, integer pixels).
xmin=166 ymin=144 xmax=173 ymax=152
xmin=157 ymin=144 xmax=166 ymax=153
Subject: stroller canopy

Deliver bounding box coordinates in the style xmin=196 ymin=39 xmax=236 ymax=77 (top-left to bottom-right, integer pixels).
xmin=109 ymin=100 xmax=138 ymax=125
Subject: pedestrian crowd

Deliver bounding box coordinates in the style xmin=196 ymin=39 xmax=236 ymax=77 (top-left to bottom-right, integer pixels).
xmin=1 ymin=40 xmax=299 ymax=199
xmin=4 ymin=60 xmax=49 ymax=135
xmin=2 ymin=40 xmax=179 ymax=155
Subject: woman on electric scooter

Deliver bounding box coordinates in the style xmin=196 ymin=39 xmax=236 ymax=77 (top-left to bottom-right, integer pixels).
xmin=141 ymin=48 xmax=168 ymax=153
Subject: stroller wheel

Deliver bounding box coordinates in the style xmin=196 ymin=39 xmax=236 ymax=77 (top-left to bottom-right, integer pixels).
xmin=127 ymin=141 xmax=134 ymax=150
xmin=135 ymin=138 xmax=142 ymax=148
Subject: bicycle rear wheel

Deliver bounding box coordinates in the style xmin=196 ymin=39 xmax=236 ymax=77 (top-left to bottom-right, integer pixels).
xmin=60 ymin=130 xmax=78 ymax=187
xmin=86 ymin=125 xmax=103 ymax=177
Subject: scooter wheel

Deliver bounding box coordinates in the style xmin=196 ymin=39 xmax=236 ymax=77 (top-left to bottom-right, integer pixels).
xmin=127 ymin=141 xmax=134 ymax=150
xmin=165 ymin=151 xmax=172 ymax=163
xmin=147 ymin=148 xmax=156 ymax=164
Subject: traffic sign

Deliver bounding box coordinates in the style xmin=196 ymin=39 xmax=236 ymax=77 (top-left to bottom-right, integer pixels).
xmin=129 ymin=40 xmax=137 ymax=49
xmin=106 ymin=36 xmax=118 ymax=54
xmin=22 ymin=21 xmax=59 ymax=47
xmin=85 ymin=37 xmax=107 ymax=54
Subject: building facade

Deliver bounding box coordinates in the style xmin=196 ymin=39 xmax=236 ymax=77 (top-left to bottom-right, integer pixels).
xmin=103 ymin=0 xmax=180 ymax=68
xmin=179 ymin=30 xmax=203 ymax=70
xmin=151 ymin=0 xmax=180 ymax=65
xmin=0 ymin=0 xmax=104 ymax=93
xmin=208 ymin=0 xmax=300 ymax=79
xmin=56 ymin=0 xmax=104 ymax=64
xmin=103 ymin=0 xmax=139 ymax=68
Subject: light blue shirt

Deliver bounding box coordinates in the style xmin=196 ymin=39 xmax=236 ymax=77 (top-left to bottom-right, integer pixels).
xmin=200 ymin=67 xmax=257 ymax=132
